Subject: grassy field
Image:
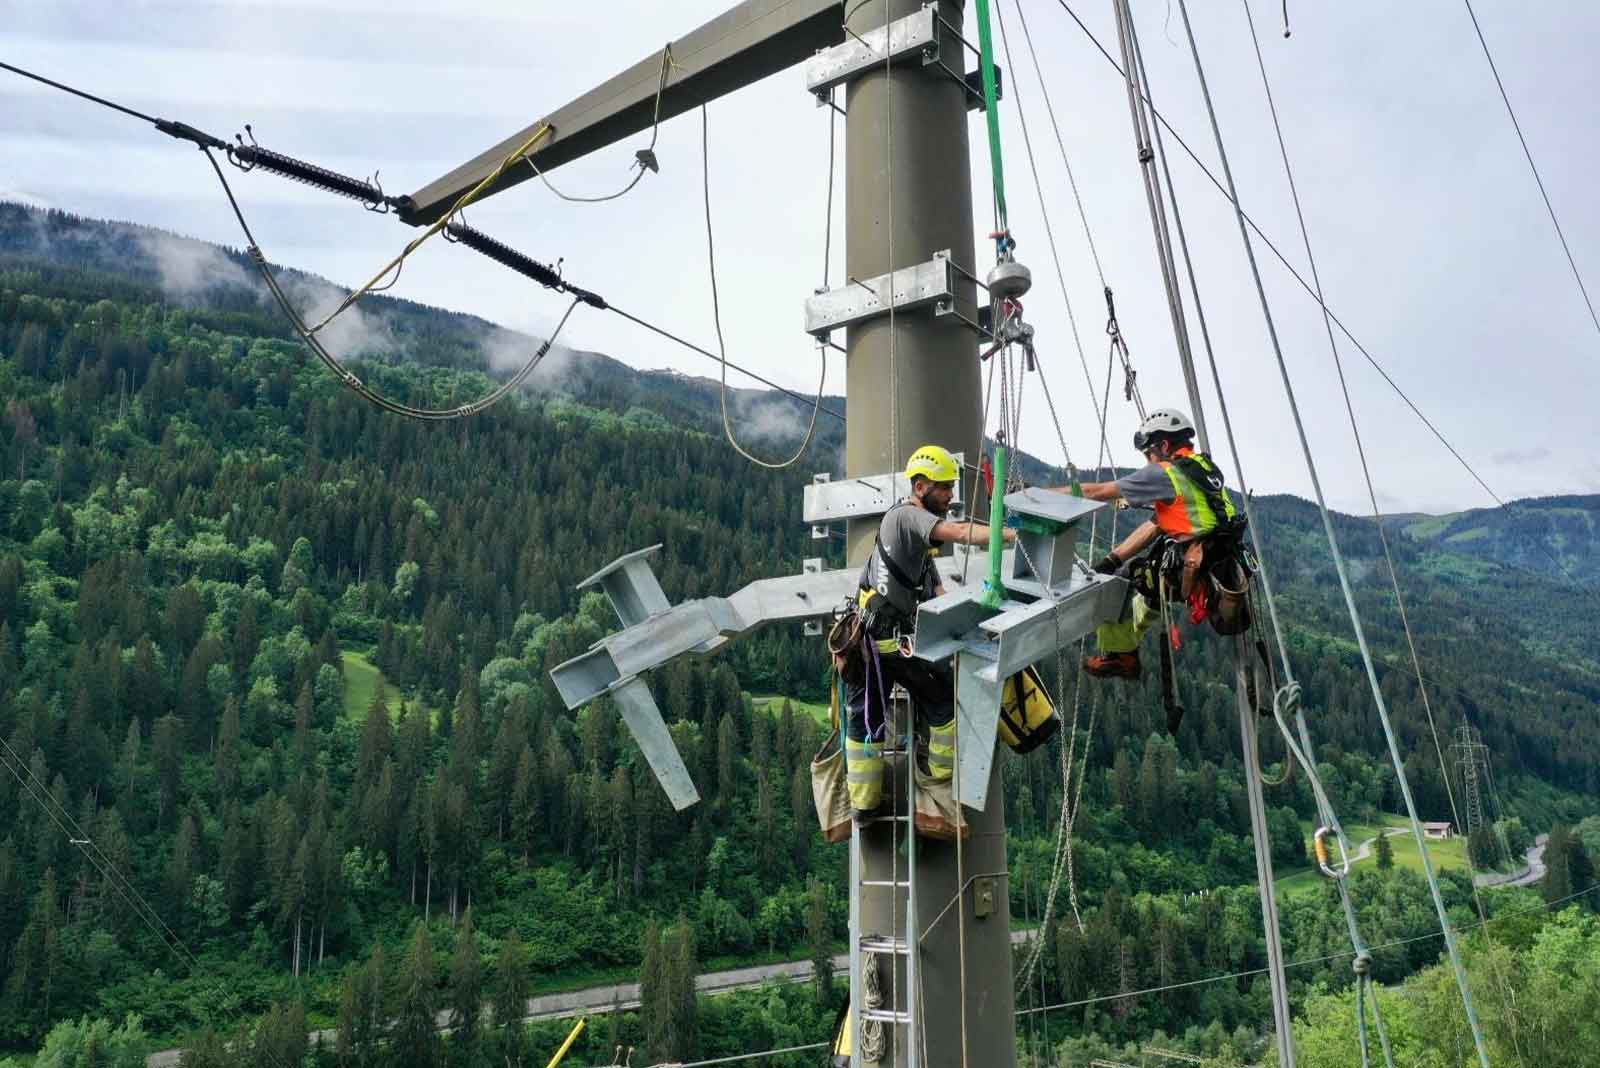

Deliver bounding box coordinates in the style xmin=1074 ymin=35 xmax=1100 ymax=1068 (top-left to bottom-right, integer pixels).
xmin=751 ymin=693 xmax=831 ymax=726
xmin=340 ymin=650 xmax=434 ymax=723
xmin=1276 ymin=816 xmax=1479 ymax=900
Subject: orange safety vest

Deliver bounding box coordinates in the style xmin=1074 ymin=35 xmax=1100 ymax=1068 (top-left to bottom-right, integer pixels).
xmin=1151 ymin=448 xmax=1237 ymax=539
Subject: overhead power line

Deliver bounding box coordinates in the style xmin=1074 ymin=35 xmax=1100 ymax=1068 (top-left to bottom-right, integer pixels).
xmin=1051 ymin=0 xmax=1592 ymax=593
xmin=1018 ymin=880 xmax=1600 ymax=1019
xmin=0 ymin=736 xmax=296 ymax=1068
xmin=1461 ymin=0 xmax=1600 ymax=342
xmin=0 ymin=58 xmax=847 ymax=430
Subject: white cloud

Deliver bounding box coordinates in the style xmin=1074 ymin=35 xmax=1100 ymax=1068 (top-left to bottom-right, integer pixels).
xmin=2 ymin=0 xmax=1594 ymax=509
xmin=0 ymin=186 xmax=51 ymax=210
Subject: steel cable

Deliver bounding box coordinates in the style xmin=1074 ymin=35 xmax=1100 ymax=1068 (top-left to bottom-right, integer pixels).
xmin=1046 ymin=0 xmax=1588 ymax=593
xmin=1178 ymin=3 xmax=1491 ymax=1061
xmin=1461 ymin=0 xmax=1600 ymax=342
xmin=698 ymin=104 xmax=826 ymax=468
xmin=205 ymin=149 xmax=581 ymax=422
xmin=527 ymin=44 xmax=674 ymax=204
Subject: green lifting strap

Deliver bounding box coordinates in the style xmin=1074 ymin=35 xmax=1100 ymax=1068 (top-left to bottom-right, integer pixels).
xmin=972 ymin=0 xmax=1009 ymax=252
xmin=981 ymin=442 xmax=1008 ymax=608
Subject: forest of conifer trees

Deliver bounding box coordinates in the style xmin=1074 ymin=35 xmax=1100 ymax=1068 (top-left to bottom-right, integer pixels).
xmin=0 ymin=207 xmax=1595 ymax=1065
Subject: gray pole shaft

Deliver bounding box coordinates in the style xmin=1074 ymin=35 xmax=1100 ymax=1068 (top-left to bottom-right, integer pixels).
xmin=844 ymin=3 xmax=1010 ymax=1067
xmin=844 ymin=0 xmax=984 ymax=563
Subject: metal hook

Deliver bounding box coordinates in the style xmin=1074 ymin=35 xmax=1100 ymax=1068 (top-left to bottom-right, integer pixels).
xmin=364 ymin=169 xmax=389 ymax=214
xmin=1313 ymin=825 xmax=1351 ymax=879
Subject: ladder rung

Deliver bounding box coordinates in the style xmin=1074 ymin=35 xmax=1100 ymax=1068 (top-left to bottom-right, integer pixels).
xmin=862 ymin=1008 xmax=912 ymax=1024
xmin=859 ymin=879 xmax=911 ymax=888
xmin=860 ymin=935 xmax=910 ymax=954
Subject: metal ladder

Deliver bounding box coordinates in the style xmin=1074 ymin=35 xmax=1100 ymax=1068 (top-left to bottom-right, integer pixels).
xmin=848 ymin=684 xmax=920 ymax=1067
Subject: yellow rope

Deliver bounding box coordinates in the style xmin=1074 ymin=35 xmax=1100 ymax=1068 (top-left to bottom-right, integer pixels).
xmin=306 ymin=122 xmax=554 ymax=334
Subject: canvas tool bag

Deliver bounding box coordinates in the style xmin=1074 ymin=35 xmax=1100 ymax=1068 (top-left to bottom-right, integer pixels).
xmin=810 ymin=681 xmax=852 ymax=843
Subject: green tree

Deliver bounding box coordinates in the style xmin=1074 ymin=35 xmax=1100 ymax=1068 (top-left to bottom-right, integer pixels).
xmin=1564 ymin=830 xmax=1596 ymax=909
xmin=32 ymin=1014 xmax=151 ymax=1068
xmin=638 ymin=918 xmax=666 ymax=1061
xmin=6 ymin=868 xmax=63 ymax=1041
xmin=1468 ymin=824 xmax=1499 ymax=870
xmin=336 ymin=944 xmax=388 ymax=1068
xmin=164 ymin=583 xmax=206 ymax=658
xmin=1375 ymin=831 xmax=1395 ymax=870
xmin=447 ymin=910 xmax=484 ymax=1063
xmin=806 ymin=876 xmax=834 ymax=1005
xmin=151 ymin=714 xmax=182 ymax=825
xmin=394 ymin=922 xmax=440 ymax=1068
xmin=663 ymin=918 xmax=699 ymax=1062
xmin=176 ymin=1027 xmax=231 ymax=1068
xmin=716 ymin=710 xmax=738 ymax=809
xmin=1544 ymin=824 xmax=1575 ymax=906
xmin=246 ymin=1001 xmax=307 ymax=1068
xmin=166 ymin=813 xmax=198 ymax=917
xmin=510 ymin=744 xmax=540 ymax=862
xmin=493 ymin=927 xmax=531 ymax=1028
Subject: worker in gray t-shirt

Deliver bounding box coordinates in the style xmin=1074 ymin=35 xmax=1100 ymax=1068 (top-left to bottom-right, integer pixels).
xmin=834 ymin=445 xmax=1016 ymax=819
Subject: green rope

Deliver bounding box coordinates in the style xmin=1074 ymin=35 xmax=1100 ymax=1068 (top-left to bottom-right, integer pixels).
xmin=972 ymin=0 xmax=1009 ymax=252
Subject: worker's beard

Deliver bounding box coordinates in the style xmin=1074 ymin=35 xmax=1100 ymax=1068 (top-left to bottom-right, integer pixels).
xmin=926 ymin=494 xmax=952 ymax=518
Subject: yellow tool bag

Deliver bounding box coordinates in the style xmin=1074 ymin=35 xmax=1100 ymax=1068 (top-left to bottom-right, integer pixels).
xmin=830 ymin=1002 xmax=852 ymax=1067
xmin=998 ymin=664 xmax=1059 ymax=754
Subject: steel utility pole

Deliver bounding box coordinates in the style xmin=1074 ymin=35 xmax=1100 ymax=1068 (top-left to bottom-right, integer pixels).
xmin=840 ymin=4 xmax=1011 ymax=1067
xmin=407 ymin=4 xmax=1011 ymax=1065
xmin=1452 ymin=724 xmax=1489 ymax=838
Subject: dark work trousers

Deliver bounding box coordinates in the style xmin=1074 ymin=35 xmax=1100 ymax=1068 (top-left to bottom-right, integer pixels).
xmin=843 ymin=649 xmax=955 ymax=812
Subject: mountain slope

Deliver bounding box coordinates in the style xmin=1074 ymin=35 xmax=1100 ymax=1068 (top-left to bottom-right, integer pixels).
xmin=0 ymin=202 xmax=1594 ymax=1064
xmin=1390 ymin=495 xmax=1600 ymax=585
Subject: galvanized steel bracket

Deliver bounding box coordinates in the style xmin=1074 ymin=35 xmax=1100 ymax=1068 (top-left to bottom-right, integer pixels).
xmin=802 ymin=453 xmax=964 ymax=528
xmin=954 ymin=647 xmax=1004 ymax=812
xmin=610 ymin=676 xmax=699 ymax=810
xmin=805 ymin=3 xmax=940 ymax=101
xmin=804 ymin=250 xmax=958 ymax=338
xmin=932 ymin=574 xmax=1126 ymax=810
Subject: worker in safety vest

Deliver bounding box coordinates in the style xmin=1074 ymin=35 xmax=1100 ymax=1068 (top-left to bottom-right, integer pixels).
xmin=1069 ymin=408 xmax=1240 ymax=679
xmin=831 ymin=444 xmax=1017 ymax=820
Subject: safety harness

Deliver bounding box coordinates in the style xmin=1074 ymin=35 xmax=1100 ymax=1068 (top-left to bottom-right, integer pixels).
xmin=1131 ymin=452 xmax=1257 ymax=732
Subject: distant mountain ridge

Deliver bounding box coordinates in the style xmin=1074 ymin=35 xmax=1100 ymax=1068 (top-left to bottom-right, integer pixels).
xmin=0 ymin=200 xmax=851 ymax=457
xmin=3 ymin=200 xmax=1589 ymax=581
xmin=1387 ymin=495 xmax=1600 ymax=585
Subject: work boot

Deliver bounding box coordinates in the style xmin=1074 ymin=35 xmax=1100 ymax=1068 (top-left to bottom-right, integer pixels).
xmin=852 ymin=804 xmax=890 ymax=826
xmin=1083 ymin=651 xmax=1141 ymax=679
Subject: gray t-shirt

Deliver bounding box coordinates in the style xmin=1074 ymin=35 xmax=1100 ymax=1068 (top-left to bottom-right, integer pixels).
xmin=859 ymin=501 xmax=942 ymax=617
xmin=1115 ymin=462 xmax=1178 ymax=508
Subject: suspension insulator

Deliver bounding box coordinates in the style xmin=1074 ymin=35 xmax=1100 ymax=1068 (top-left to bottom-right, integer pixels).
xmin=445 ymin=222 xmax=563 ymax=289
xmin=232 ymin=144 xmax=392 ymax=207
xmin=445 ymin=223 xmax=608 ymax=310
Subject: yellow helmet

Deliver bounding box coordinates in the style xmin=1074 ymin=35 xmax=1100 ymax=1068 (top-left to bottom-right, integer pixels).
xmin=905 ymin=444 xmax=959 ymax=484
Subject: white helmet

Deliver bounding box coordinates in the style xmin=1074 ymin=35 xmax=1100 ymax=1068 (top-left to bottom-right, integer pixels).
xmin=1133 ymin=408 xmax=1195 ymax=451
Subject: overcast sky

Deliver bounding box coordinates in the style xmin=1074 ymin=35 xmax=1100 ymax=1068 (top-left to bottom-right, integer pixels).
xmin=3 ymin=0 xmax=1597 ymax=513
